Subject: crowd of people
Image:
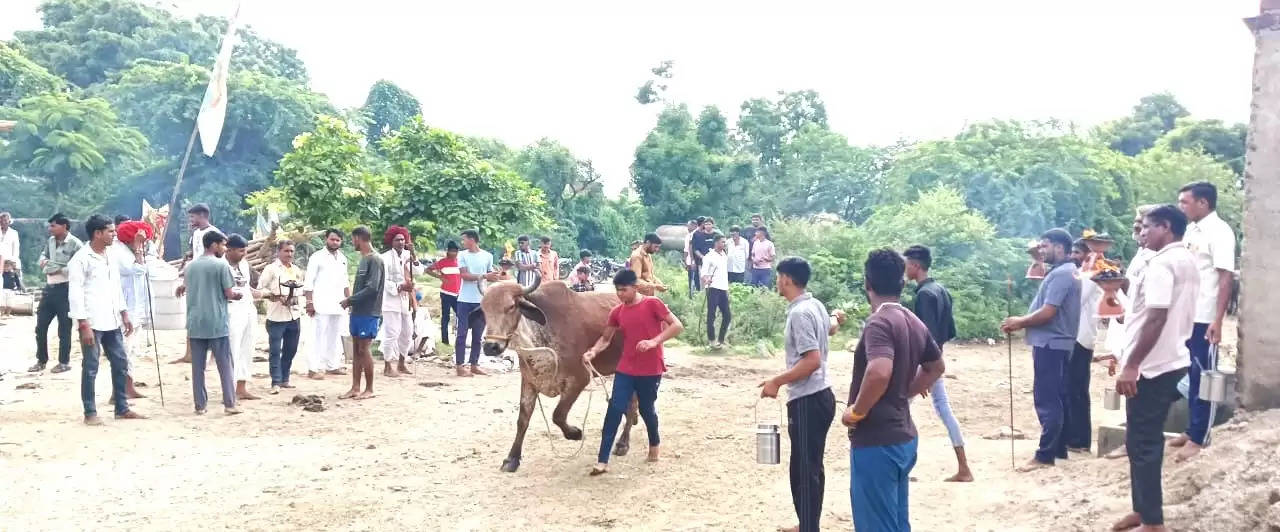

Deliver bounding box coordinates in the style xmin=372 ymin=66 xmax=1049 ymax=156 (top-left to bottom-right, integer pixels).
xmin=0 ymin=179 xmax=1234 ymax=532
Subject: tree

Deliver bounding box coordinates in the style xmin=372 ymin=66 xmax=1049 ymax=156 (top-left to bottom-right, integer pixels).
xmin=0 ymin=42 xmax=64 ymax=107
xmin=695 ymin=106 xmax=729 ymax=153
xmin=631 ymin=104 xmax=756 ymax=225
xmin=462 ymin=136 xmax=517 ymax=169
xmin=635 ymin=60 xmax=674 ymax=105
xmin=266 ymin=115 xmax=388 ymax=229
xmin=1130 ymin=146 xmax=1243 ymax=227
xmin=381 ymin=118 xmax=552 ymax=243
xmin=1095 ymin=92 xmax=1191 ymax=156
xmin=515 ymin=138 xmax=602 ymax=209
xmin=779 ymin=124 xmax=886 ymax=222
xmin=736 ymin=90 xmax=829 ymax=174
xmin=1157 ymin=119 xmax=1247 ymax=177
xmin=359 ymin=80 xmax=422 ymax=147
xmin=0 ymin=92 xmax=148 ymax=212
xmin=14 ymin=0 xmax=308 ymax=88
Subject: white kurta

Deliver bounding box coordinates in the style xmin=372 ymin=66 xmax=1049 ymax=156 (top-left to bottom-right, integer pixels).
xmin=304 ymin=249 xmax=349 ymax=372
xmin=378 ymin=249 xmax=413 ymax=362
xmin=228 ymin=259 xmax=257 ymax=382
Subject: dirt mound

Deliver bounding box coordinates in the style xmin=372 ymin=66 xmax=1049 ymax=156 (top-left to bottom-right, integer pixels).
xmin=1163 ymin=409 xmax=1280 ymax=531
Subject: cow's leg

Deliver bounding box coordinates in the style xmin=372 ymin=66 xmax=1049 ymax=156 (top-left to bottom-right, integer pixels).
xmin=552 ymin=376 xmax=587 ymax=441
xmin=614 ymin=396 xmax=639 ymax=456
xmin=501 ymin=376 xmax=538 ymax=473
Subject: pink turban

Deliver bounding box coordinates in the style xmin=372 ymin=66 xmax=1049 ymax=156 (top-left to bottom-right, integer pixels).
xmin=384 ymin=225 xmax=411 ymax=249
xmin=117 ymin=220 xmax=154 ymax=244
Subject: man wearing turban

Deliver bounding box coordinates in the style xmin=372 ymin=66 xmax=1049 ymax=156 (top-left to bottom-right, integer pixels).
xmin=110 ymin=219 xmax=155 ymax=401
xmin=379 ymin=226 xmax=421 ymax=377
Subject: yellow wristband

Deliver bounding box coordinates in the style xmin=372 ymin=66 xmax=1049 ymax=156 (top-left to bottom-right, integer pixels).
xmin=846 ymin=406 xmax=867 ymax=423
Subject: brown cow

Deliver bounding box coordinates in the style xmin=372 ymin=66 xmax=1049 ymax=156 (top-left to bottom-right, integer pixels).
xmin=477 ymin=275 xmax=637 ymax=472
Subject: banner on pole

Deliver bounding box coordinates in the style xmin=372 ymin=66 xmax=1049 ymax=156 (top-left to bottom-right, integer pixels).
xmin=197 ymin=2 xmax=242 ymax=157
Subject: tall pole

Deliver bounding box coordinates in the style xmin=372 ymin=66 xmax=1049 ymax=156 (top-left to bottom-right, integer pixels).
xmin=158 ymin=124 xmax=200 ymax=260
xmin=1006 ymin=276 xmax=1015 ymax=469
xmin=1240 ymin=1 xmax=1280 ymax=409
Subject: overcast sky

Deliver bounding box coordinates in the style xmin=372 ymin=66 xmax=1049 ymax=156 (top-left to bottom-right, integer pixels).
xmin=0 ymin=0 xmax=1262 ymax=194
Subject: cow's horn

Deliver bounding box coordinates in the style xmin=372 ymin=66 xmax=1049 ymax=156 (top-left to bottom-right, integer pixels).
xmin=523 ymin=272 xmax=541 ymax=296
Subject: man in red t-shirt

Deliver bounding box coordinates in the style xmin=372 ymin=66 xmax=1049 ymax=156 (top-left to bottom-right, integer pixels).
xmin=583 ymin=269 xmax=685 ymax=476
xmin=425 ymin=241 xmax=462 ymax=345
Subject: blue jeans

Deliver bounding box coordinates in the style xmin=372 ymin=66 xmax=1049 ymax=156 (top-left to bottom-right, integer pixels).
xmin=1185 ymin=323 xmax=1212 ymax=446
xmin=850 ymin=438 xmax=918 ymax=532
xmin=1032 ymin=346 xmax=1069 ymax=464
xmin=597 ymin=372 xmax=661 ymax=464
xmin=750 ymin=268 xmax=772 ymax=287
xmin=191 ymin=336 xmax=235 ymax=411
xmin=81 ymin=328 xmax=129 ymax=417
xmin=266 ymin=319 xmax=300 ymax=386
xmin=454 ymin=302 xmax=484 ymax=365
xmin=929 ymin=378 xmax=965 ymax=448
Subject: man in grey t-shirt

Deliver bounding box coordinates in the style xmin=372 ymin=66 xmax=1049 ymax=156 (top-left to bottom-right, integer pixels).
xmin=760 ymin=257 xmax=846 ymax=532
xmin=1002 ymin=228 xmax=1081 ymax=472
xmin=179 ymin=229 xmax=243 ymax=416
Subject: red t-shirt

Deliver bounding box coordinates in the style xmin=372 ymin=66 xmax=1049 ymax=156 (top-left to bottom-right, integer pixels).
xmin=431 ymin=257 xmax=462 ymax=297
xmin=607 ymin=297 xmax=671 ymax=376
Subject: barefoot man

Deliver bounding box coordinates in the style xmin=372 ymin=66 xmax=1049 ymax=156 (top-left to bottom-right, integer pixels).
xmin=379 ymin=226 xmax=417 ymax=377
xmin=1110 ymin=205 xmax=1197 ymax=532
xmin=170 ymin=203 xmax=219 ymax=364
xmin=69 ymin=215 xmax=146 ymax=424
xmin=761 ymin=256 xmax=846 ymax=532
xmin=339 ymin=226 xmax=384 ymax=400
xmin=1001 ymin=229 xmax=1081 ymax=472
xmin=584 ymin=270 xmax=684 ymax=476
xmin=225 ymin=234 xmax=263 ymax=401
xmin=111 ymin=220 xmax=153 ymax=402
xmin=304 ymin=229 xmax=350 ymax=380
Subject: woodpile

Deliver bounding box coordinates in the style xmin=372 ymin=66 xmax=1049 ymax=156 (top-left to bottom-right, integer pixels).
xmin=167 ymin=224 xmax=322 ymax=275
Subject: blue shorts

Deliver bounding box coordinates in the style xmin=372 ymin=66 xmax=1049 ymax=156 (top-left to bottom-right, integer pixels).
xmin=349 ymin=315 xmax=382 ymax=339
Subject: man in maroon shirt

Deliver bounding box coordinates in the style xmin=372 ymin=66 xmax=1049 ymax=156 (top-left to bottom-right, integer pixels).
xmin=583 ymin=269 xmax=685 ymax=476
xmin=842 ymin=249 xmax=945 ymax=531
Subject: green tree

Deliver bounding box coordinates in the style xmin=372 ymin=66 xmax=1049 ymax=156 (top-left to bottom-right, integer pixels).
xmin=359 ymin=80 xmax=422 ymax=147
xmin=635 ymin=60 xmax=673 ymax=105
xmin=515 ymin=138 xmax=601 ymax=209
xmin=695 ymin=105 xmax=730 ymax=153
xmin=0 ymin=42 xmax=64 ymax=107
xmin=1157 ymin=119 xmax=1247 ymax=177
xmin=631 ymin=104 xmax=755 ymax=225
xmin=1130 ymin=146 xmax=1243 ymax=227
xmin=736 ymin=90 xmax=829 ymax=176
xmin=1095 ymin=92 xmax=1191 ymax=156
xmin=380 ymin=118 xmax=552 ymax=243
xmin=266 ymin=115 xmax=388 ymax=229
xmin=0 ymin=92 xmax=148 ymax=212
xmin=779 ymin=124 xmax=886 ymax=222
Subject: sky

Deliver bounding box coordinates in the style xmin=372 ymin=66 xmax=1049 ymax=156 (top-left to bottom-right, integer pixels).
xmin=0 ymin=0 xmax=1263 ymax=195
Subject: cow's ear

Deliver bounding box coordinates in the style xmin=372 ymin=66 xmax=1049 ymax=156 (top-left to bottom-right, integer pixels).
xmin=517 ymin=299 xmax=546 ymax=325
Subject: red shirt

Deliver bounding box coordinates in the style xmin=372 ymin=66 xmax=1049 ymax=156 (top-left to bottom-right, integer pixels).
xmin=607 ymin=296 xmax=671 ymax=376
xmin=431 ymin=257 xmax=462 ymax=297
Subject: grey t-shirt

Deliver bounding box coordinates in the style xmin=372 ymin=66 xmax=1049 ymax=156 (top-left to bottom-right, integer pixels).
xmin=783 ymin=293 xmax=831 ymax=401
xmin=1026 ymin=261 xmax=1081 ymax=351
xmin=186 ymin=255 xmax=233 ymax=339
xmin=348 ymin=253 xmax=385 ymax=317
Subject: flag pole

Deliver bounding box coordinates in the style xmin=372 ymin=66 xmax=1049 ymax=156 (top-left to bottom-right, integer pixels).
xmin=157 ymin=125 xmax=200 ymax=260
xmin=1006 ymin=276 xmax=1016 ymax=469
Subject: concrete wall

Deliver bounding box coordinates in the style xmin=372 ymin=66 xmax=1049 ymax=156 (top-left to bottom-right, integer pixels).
xmin=1239 ymin=3 xmax=1280 ymax=410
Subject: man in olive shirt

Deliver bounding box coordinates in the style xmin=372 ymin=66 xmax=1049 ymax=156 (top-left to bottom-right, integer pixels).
xmin=842 ymin=249 xmax=944 ymax=532
xmin=340 ymin=226 xmax=384 ymax=400
xmin=32 ymin=213 xmax=83 ymax=373
xmin=182 ymin=230 xmax=243 ymax=416
xmin=628 ymin=233 xmax=667 ymax=296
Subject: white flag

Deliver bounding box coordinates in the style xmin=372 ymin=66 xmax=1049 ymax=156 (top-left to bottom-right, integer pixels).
xmin=197 ymin=2 xmax=241 ymax=157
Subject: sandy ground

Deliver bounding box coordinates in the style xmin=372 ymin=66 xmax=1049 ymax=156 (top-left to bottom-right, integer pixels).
xmin=0 ymin=313 xmax=1247 ymax=531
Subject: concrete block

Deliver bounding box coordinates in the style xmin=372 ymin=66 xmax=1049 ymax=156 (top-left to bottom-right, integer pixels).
xmin=1097 ymin=424 xmax=1126 ymax=457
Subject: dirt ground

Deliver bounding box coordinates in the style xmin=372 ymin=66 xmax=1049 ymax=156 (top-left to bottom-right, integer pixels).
xmin=0 ymin=313 xmax=1251 ymax=531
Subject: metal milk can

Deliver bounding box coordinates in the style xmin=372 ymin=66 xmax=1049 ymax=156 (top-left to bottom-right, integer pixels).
xmin=1103 ymin=387 xmax=1121 ymax=410
xmin=755 ymin=398 xmax=782 ymax=465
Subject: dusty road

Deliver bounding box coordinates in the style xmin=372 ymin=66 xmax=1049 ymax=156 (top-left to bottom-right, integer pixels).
xmin=0 ymin=313 xmax=1240 ymax=531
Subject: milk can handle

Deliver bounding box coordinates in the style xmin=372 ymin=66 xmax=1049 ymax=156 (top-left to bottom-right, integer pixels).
xmin=754 ymin=397 xmax=783 ymax=425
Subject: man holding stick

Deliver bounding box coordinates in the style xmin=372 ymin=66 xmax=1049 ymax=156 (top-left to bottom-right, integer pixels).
xmin=379 ymin=226 xmax=417 ymax=377
xmin=1110 ymin=205 xmax=1197 ymax=532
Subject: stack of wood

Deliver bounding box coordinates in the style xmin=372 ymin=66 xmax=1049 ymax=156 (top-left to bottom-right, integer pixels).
xmin=167 ymin=224 xmax=323 ymax=275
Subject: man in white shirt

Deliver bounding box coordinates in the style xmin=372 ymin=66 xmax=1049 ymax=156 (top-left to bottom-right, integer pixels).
xmin=1111 ymin=204 xmax=1197 ymax=532
xmin=726 ymin=226 xmax=749 ymax=284
xmin=109 ymin=220 xmax=153 ymax=401
xmin=1173 ymin=181 xmax=1236 ymax=462
xmin=225 ymin=235 xmax=263 ymax=400
xmin=683 ymin=219 xmax=698 ymax=298
xmin=68 ymin=215 xmax=146 ymax=424
xmin=0 ymin=212 xmax=18 ymax=275
xmin=1065 ymin=238 xmax=1103 ymax=453
xmin=379 ymin=226 xmax=419 ymax=377
xmin=304 ymin=229 xmax=351 ymax=379
xmin=701 ymin=234 xmax=732 ymax=349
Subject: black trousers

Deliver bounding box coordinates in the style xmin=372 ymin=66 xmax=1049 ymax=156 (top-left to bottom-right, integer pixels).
xmin=705 ymin=287 xmax=731 ymax=343
xmin=1127 ymin=367 xmax=1187 ymax=526
xmin=35 ymin=282 xmax=72 ymax=365
xmin=1064 ymin=342 xmax=1093 ymax=449
xmin=440 ymin=293 xmax=458 ymax=344
xmin=788 ymin=388 xmax=835 ymax=532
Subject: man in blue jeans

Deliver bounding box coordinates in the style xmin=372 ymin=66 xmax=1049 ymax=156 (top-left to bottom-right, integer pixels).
xmin=455 ymin=229 xmax=498 ymax=377
xmin=842 ymin=249 xmax=944 ymax=531
xmin=1002 ymin=228 xmax=1081 ymax=472
xmin=68 ymin=214 xmax=146 ymax=424
xmin=584 ymin=270 xmax=684 ymax=476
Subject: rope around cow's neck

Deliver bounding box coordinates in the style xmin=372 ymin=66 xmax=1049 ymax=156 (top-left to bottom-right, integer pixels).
xmin=522 ymin=352 xmax=613 ymax=460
